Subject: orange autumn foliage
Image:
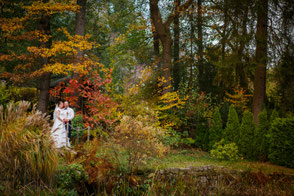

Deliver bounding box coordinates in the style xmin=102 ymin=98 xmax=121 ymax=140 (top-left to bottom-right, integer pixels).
xmin=225 ymin=86 xmax=252 ymax=111
xmin=0 ymin=0 xmax=97 ymax=82
xmin=49 ymin=68 xmax=117 ymax=127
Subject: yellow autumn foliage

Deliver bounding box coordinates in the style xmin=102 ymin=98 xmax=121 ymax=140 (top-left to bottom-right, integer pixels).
xmin=225 ymin=86 xmax=252 ymax=111
xmin=112 ymin=115 xmax=169 ymax=171
xmin=155 ymin=77 xmax=189 ymax=129
xmin=0 ymin=0 xmax=98 ymax=80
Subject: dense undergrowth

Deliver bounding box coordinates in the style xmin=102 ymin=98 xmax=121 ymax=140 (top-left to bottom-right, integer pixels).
xmin=0 ymin=101 xmax=58 ymax=195
xmin=1 ymin=101 xmax=294 ymax=195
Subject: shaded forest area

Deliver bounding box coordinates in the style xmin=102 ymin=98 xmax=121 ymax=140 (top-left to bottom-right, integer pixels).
xmin=1 ymin=0 xmax=293 ymax=118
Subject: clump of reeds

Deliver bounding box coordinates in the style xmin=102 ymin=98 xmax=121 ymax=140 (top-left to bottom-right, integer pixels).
xmin=0 ymin=101 xmax=58 ymax=194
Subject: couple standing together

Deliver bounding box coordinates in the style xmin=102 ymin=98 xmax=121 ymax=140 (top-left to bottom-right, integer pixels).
xmin=51 ymin=100 xmax=75 ymax=148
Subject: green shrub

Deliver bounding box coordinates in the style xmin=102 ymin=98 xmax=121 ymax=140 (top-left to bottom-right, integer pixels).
xmin=210 ymin=139 xmax=239 ymax=161
xmin=268 ymin=117 xmax=294 ymax=168
xmin=9 ymin=86 xmax=38 ymax=104
xmin=194 ymin=123 xmax=210 ymax=151
xmin=270 ymin=109 xmax=279 ymax=123
xmin=161 ymin=128 xmax=182 ymax=147
xmin=254 ymin=109 xmax=269 ymax=160
xmin=220 ymin=102 xmax=230 ymax=128
xmin=0 ymin=84 xmax=38 ymax=106
xmin=0 ymin=83 xmax=11 ymax=105
xmin=90 ymin=126 xmax=110 ymax=139
xmin=180 ymin=130 xmax=195 ymax=146
xmin=239 ymin=111 xmax=255 ymax=159
xmin=55 ymin=163 xmax=88 ymax=191
xmin=162 ymin=129 xmax=195 ymax=147
xmin=71 ymin=114 xmax=84 ymax=139
xmin=209 ymin=107 xmax=223 ymax=149
xmin=223 ymin=105 xmax=240 ymax=144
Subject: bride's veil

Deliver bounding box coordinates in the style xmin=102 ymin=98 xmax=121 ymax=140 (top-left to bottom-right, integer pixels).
xmin=53 ymin=104 xmax=58 ymax=121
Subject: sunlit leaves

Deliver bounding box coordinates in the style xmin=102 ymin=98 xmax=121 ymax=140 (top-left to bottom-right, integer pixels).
xmin=0 ymin=0 xmax=97 ymax=82
xmin=23 ymin=0 xmax=79 ymax=16
xmin=113 ymin=115 xmax=169 ymax=171
xmin=50 ymin=68 xmax=116 ymax=127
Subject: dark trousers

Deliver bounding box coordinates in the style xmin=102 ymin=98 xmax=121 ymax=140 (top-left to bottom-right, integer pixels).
xmin=65 ymin=121 xmax=72 ymax=141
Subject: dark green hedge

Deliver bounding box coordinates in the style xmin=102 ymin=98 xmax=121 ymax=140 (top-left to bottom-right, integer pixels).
xmin=268 ymin=117 xmax=294 ymax=168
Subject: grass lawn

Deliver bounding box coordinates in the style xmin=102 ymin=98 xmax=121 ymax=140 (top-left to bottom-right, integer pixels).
xmin=140 ymin=148 xmax=294 ymax=175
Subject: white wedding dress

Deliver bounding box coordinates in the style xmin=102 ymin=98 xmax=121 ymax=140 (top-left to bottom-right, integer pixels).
xmin=51 ymin=108 xmax=71 ymax=148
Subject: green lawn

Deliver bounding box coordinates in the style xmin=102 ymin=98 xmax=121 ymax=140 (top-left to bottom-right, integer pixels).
xmin=140 ymin=148 xmax=294 ymax=175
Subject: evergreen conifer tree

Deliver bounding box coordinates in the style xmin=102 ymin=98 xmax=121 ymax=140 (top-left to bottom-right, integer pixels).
xmin=209 ymin=107 xmax=223 ymax=149
xmin=223 ymin=105 xmax=240 ymax=144
xmin=239 ymin=111 xmax=256 ymax=159
xmin=254 ymin=109 xmax=269 ymax=160
xmin=270 ymin=109 xmax=279 ymax=123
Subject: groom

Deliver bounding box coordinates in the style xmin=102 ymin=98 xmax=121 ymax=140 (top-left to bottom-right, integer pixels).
xmin=64 ymin=101 xmax=75 ymax=141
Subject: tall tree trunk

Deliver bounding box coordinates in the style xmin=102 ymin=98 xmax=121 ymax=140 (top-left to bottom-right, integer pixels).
xmin=38 ymin=73 xmax=51 ymax=113
xmin=74 ymin=0 xmax=87 ymax=111
xmin=197 ymin=0 xmax=204 ymax=92
xmin=150 ymin=0 xmax=192 ymax=94
xmin=149 ymin=0 xmax=172 ymax=94
xmin=151 ymin=21 xmax=160 ymax=58
xmin=75 ymin=0 xmax=86 ymax=49
xmin=221 ymin=0 xmax=228 ymax=62
xmin=173 ymin=0 xmax=181 ymax=91
xmin=153 ymin=32 xmax=160 ymax=57
xmin=162 ymin=33 xmax=173 ymax=93
xmin=188 ymin=1 xmax=194 ymax=94
xmin=236 ymin=6 xmax=248 ymax=90
xmin=253 ymin=0 xmax=268 ymax=124
xmin=75 ymin=0 xmax=86 ymax=69
xmin=37 ymin=0 xmax=51 ymax=113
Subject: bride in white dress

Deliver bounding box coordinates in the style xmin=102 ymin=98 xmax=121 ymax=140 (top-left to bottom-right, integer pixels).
xmin=51 ymin=101 xmax=71 ymax=148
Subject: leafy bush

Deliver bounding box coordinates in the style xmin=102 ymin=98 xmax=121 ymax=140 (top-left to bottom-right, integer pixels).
xmin=180 ymin=130 xmax=195 ymax=146
xmin=182 ymin=91 xmax=214 ymax=145
xmin=254 ymin=109 xmax=269 ymax=160
xmin=89 ymin=126 xmax=110 ymax=139
xmin=78 ymin=140 xmax=114 ymax=185
xmin=156 ymin=90 xmax=187 ymax=129
xmin=223 ymin=105 xmax=240 ymax=144
xmin=71 ymin=114 xmax=85 ymax=139
xmin=0 ymin=83 xmax=38 ymax=107
xmin=112 ymin=115 xmax=169 ymax=172
xmin=9 ymin=86 xmax=38 ymax=104
xmin=209 ymin=107 xmax=223 ymax=149
xmin=161 ymin=128 xmax=182 ymax=147
xmin=239 ymin=111 xmax=255 ymax=159
xmin=270 ymin=109 xmax=279 ymax=122
xmin=210 ymin=139 xmax=240 ymax=161
xmin=0 ymin=83 xmax=11 ymax=105
xmin=268 ymin=117 xmax=294 ymax=168
xmin=162 ymin=129 xmax=195 ymax=147
xmin=194 ymin=123 xmax=210 ymax=151
xmin=0 ymin=101 xmax=58 ymax=193
xmin=55 ymin=163 xmax=88 ymax=192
